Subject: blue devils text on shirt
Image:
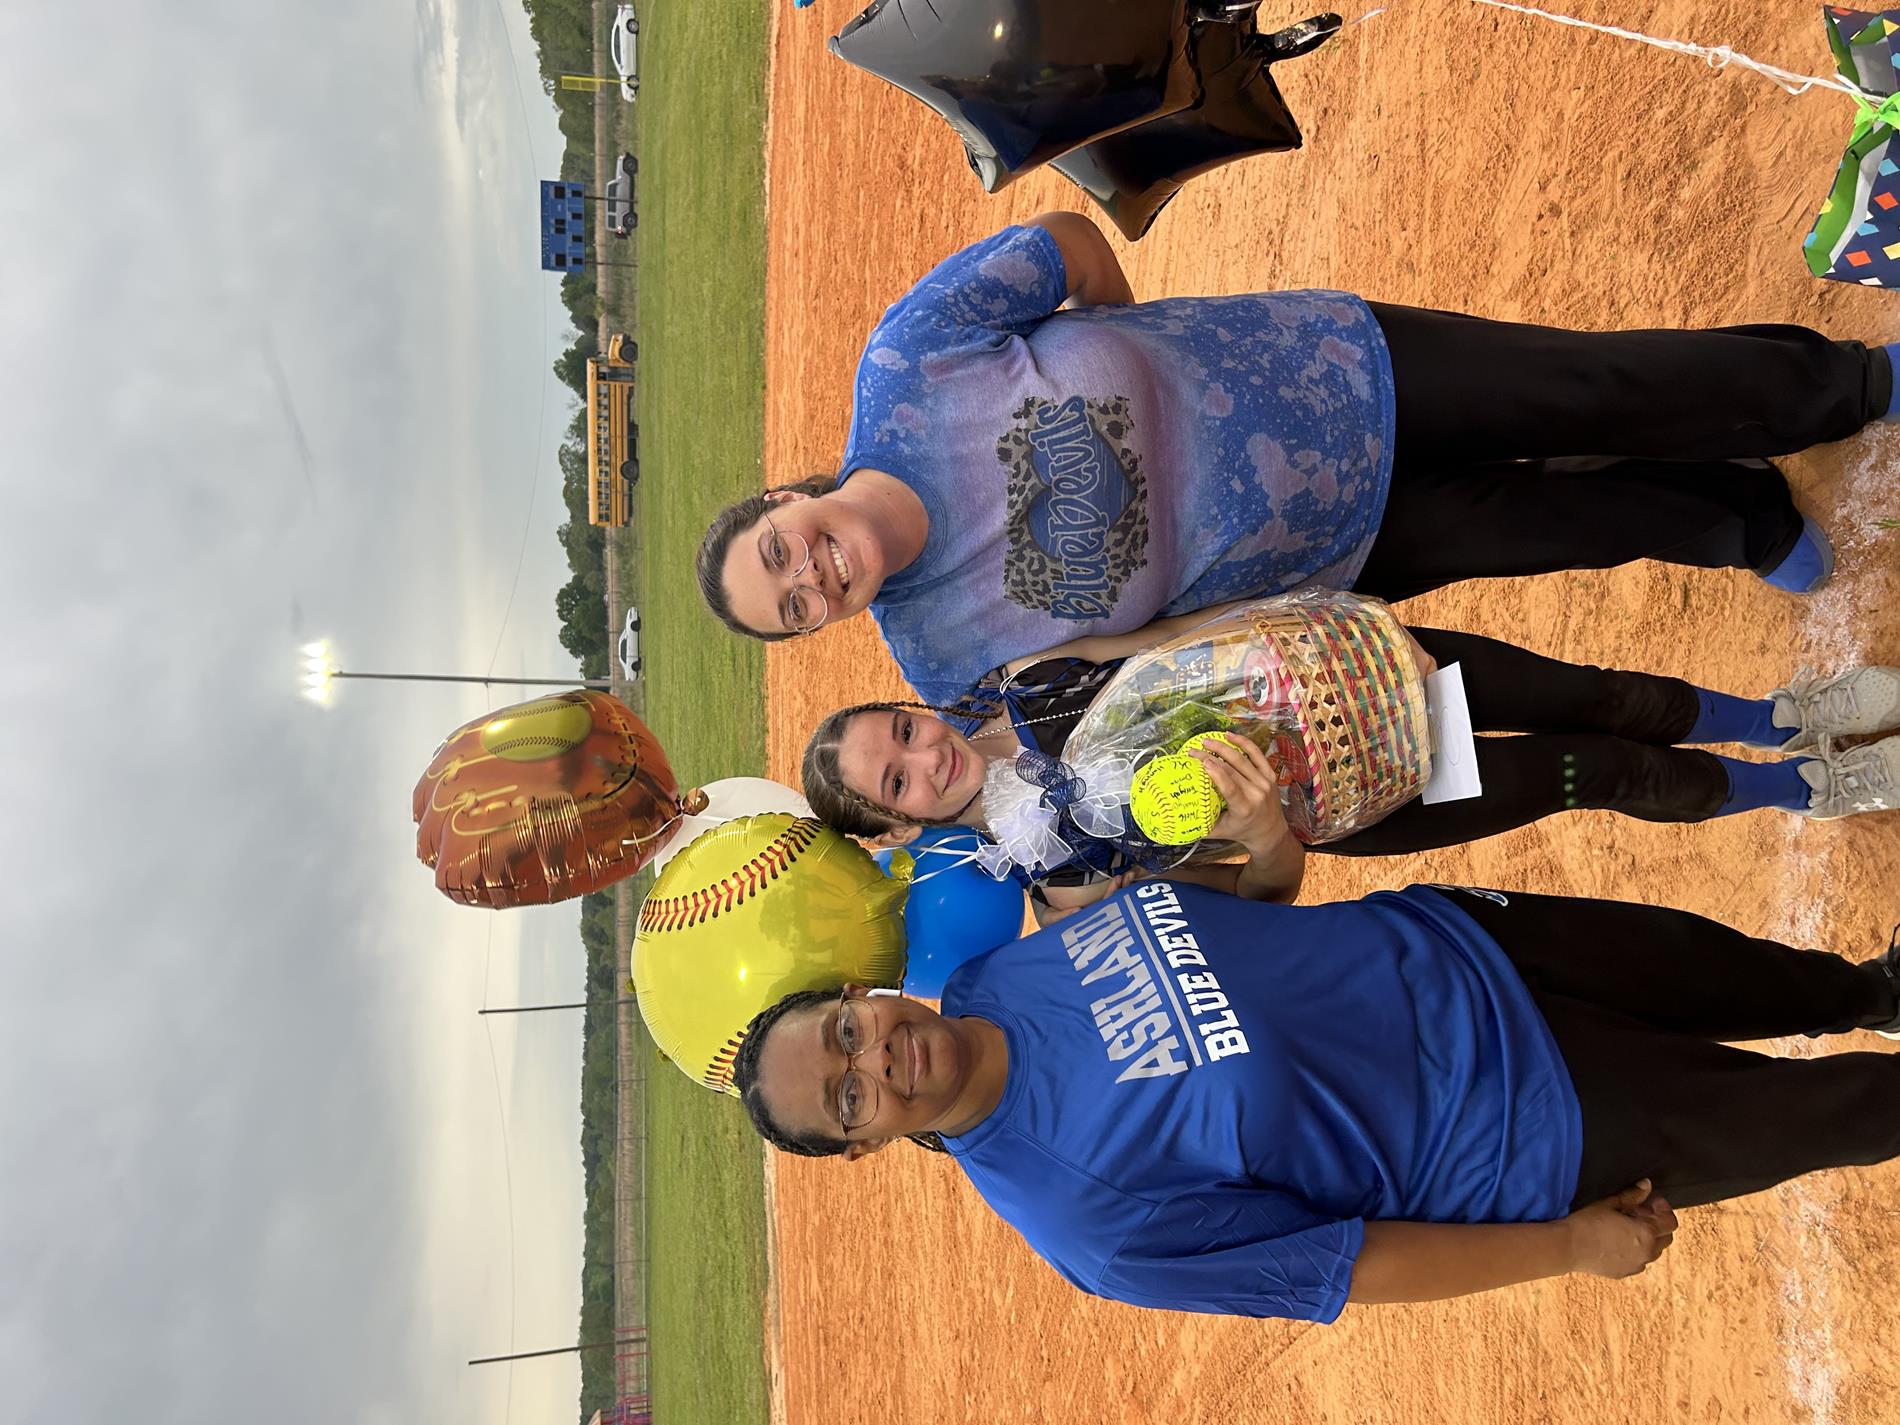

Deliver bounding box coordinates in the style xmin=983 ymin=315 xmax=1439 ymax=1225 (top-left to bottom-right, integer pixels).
xmin=1064 ymin=881 xmax=1253 ymax=1080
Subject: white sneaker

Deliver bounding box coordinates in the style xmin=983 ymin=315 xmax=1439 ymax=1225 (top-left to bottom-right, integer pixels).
xmin=1795 ymin=734 xmax=1900 ymax=819
xmin=1765 ymin=666 xmax=1900 ymax=755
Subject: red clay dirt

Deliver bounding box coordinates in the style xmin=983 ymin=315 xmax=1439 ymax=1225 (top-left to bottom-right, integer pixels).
xmin=758 ymin=4 xmax=1900 ymax=1421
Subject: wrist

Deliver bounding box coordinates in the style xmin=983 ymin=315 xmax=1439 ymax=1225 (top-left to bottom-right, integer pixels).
xmin=1241 ymin=823 xmax=1295 ymax=858
xmin=1553 ymin=1214 xmax=1590 ymax=1275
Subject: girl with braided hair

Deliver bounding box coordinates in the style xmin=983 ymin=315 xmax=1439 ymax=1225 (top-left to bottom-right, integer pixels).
xmin=801 ymin=618 xmax=1900 ymax=919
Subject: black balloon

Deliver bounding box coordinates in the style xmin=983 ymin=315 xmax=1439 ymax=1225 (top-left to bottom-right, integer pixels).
xmin=1053 ymin=13 xmax=1340 ymax=240
xmin=830 ymin=0 xmax=1202 ymax=193
xmin=830 ymin=1 xmax=1339 ymax=236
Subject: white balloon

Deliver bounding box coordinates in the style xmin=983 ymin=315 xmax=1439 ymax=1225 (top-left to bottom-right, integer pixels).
xmin=648 ymin=778 xmax=813 ymax=875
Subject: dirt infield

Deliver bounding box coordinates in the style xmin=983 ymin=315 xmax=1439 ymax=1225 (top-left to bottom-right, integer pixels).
xmin=758 ymin=3 xmax=1900 ymax=1420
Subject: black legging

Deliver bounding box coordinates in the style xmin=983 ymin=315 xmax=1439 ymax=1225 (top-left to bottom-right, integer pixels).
xmin=1320 ymin=627 xmax=1730 ymax=857
xmin=1434 ymin=887 xmax=1900 ymax=1208
xmin=1351 ymin=305 xmax=1892 ymax=600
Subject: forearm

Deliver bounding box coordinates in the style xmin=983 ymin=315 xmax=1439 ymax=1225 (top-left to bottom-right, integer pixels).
xmin=1016 ymin=599 xmax=1249 ymax=671
xmin=1232 ymin=832 xmax=1303 ymax=903
xmin=1152 ymin=832 xmax=1303 ymax=905
xmin=1032 ymin=878 xmax=1116 ymax=924
xmin=1348 ymin=1220 xmax=1578 ymax=1304
xmin=1031 ymin=210 xmax=1134 ymax=308
xmin=1069 ymin=263 xmax=1133 ymax=308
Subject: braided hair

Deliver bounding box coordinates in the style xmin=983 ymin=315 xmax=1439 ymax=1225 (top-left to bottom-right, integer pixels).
xmin=733 ymin=990 xmax=846 ymax=1157
xmin=800 ymin=697 xmax=997 ymax=837
xmin=695 ymin=473 xmax=840 ymax=640
xmin=732 ymin=988 xmax=947 ymax=1158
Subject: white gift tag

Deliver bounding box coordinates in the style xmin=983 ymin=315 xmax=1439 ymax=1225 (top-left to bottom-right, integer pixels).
xmin=1421 ymin=663 xmax=1483 ymax=805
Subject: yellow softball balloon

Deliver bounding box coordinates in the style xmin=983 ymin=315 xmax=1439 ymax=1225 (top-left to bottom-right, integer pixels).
xmin=1130 ymin=750 xmax=1225 ymax=845
xmin=632 ymin=814 xmax=909 ymax=1095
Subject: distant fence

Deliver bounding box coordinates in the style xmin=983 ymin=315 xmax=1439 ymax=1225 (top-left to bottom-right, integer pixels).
xmin=613 ymin=991 xmax=651 ymax=1333
xmin=612 ymin=871 xmax=652 ymax=1418
xmin=609 ymin=1327 xmax=652 ymax=1422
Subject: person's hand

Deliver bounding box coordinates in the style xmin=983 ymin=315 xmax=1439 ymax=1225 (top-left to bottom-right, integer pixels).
xmin=1564 ymin=1180 xmax=1678 ymax=1278
xmin=1192 ymin=734 xmax=1289 ymax=852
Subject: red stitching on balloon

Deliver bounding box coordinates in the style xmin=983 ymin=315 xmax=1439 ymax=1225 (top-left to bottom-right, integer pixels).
xmin=703 ymin=1033 xmax=745 ymax=1090
xmin=638 ymin=820 xmax=824 ymax=932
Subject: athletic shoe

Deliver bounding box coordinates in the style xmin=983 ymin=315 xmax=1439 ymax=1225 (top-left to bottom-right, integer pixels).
xmin=1760 ymin=665 xmax=1900 ymax=754
xmin=1864 ymin=925 xmax=1900 ymax=1041
xmin=1760 ymin=515 xmax=1836 ymax=595
xmin=1793 ymin=733 xmax=1900 ymax=819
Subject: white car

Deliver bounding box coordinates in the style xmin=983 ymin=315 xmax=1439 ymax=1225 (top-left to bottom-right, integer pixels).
xmin=610 ymin=5 xmax=639 ymax=100
xmin=617 ymin=607 xmax=643 ymax=681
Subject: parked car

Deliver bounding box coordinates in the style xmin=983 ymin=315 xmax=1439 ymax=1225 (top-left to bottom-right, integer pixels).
xmin=610 ymin=5 xmax=640 ymax=100
xmin=605 ymin=152 xmax=637 ymax=237
xmin=617 ymin=606 xmax=643 ymax=680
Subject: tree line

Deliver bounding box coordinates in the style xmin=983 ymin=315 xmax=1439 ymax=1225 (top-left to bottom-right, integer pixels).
xmin=521 ymin=4 xmax=627 ymax=1417
xmin=525 ymin=0 xmax=617 ymax=681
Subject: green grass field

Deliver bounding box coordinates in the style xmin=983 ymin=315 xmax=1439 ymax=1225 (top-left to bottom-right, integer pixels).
xmin=604 ymin=2 xmax=773 ymax=1422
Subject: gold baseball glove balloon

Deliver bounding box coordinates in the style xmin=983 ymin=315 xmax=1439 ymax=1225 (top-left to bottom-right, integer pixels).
xmin=413 ymin=690 xmax=696 ymax=909
xmin=633 ymin=814 xmax=909 ymax=1094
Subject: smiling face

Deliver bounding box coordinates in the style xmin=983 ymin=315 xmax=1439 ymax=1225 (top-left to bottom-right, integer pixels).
xmin=836 ymin=708 xmax=990 ymax=826
xmin=719 ymin=490 xmax=888 ymax=637
xmin=753 ymin=989 xmax=972 ymax=1158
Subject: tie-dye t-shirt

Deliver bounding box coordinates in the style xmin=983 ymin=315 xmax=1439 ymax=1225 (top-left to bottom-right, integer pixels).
xmin=845 ymin=224 xmax=1396 ymax=700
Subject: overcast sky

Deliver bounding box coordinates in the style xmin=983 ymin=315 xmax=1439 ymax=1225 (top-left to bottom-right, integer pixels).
xmin=0 ymin=3 xmax=597 ymax=1421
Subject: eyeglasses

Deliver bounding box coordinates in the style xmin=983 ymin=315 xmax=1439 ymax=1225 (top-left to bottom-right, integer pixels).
xmin=832 ymin=992 xmax=886 ymax=1137
xmin=759 ymin=514 xmax=830 ymax=635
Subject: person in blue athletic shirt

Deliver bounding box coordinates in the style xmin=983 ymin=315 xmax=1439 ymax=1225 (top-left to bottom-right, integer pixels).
xmin=732 ymin=866 xmax=1900 ymax=1321
xmin=696 ymin=212 xmax=1893 ymax=702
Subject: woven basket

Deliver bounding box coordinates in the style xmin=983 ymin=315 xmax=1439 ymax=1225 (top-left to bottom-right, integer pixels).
xmin=1241 ymin=598 xmax=1431 ymax=842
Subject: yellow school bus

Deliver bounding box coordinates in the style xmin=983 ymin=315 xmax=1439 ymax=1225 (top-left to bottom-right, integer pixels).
xmin=586 ymin=336 xmax=638 ymax=527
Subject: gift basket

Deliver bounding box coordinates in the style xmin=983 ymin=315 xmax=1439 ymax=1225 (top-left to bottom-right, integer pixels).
xmin=979 ymin=590 xmax=1433 ymax=875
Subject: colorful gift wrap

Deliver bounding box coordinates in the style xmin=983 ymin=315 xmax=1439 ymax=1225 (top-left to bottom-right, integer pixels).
xmin=1068 ymin=589 xmax=1432 ymax=847
xmin=1805 ymin=8 xmax=1900 ymax=285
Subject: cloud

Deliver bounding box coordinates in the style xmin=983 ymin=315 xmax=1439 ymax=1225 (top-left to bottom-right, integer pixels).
xmin=0 ymin=2 xmax=587 ymax=1421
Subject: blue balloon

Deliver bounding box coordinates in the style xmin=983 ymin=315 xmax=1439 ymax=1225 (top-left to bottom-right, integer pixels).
xmin=877 ymin=826 xmax=1027 ymax=997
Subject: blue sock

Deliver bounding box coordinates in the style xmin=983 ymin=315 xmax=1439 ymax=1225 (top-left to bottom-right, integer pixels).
xmin=1715 ymin=755 xmax=1813 ymax=816
xmin=1761 ymin=518 xmax=1833 ymax=594
xmin=1685 ymin=688 xmax=1790 ymax=748
xmin=1885 ymin=342 xmax=1900 ymax=419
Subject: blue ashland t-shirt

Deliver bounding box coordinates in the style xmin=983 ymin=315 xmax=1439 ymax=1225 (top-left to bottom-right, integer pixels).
xmin=847 ymin=224 xmax=1397 ymax=699
xmin=938 ymin=882 xmax=1582 ymax=1323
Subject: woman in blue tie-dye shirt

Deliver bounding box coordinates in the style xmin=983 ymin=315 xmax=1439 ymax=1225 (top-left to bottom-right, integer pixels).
xmin=697 ymin=213 xmax=1882 ymax=702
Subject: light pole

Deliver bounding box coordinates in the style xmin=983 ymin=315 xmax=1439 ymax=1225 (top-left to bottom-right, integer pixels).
xmin=478 ymin=997 xmax=638 ymax=1016
xmin=298 ymin=641 xmax=612 ymax=705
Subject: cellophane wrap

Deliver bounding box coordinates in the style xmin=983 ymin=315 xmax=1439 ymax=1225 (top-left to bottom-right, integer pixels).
xmin=1063 ymin=589 xmax=1432 ymax=848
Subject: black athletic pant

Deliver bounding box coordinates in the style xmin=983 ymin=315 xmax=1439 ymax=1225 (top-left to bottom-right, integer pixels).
xmin=1321 ymin=627 xmax=1729 ymax=857
xmin=1437 ymin=887 xmax=1900 ymax=1209
xmin=1352 ymin=305 xmax=1893 ymax=601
